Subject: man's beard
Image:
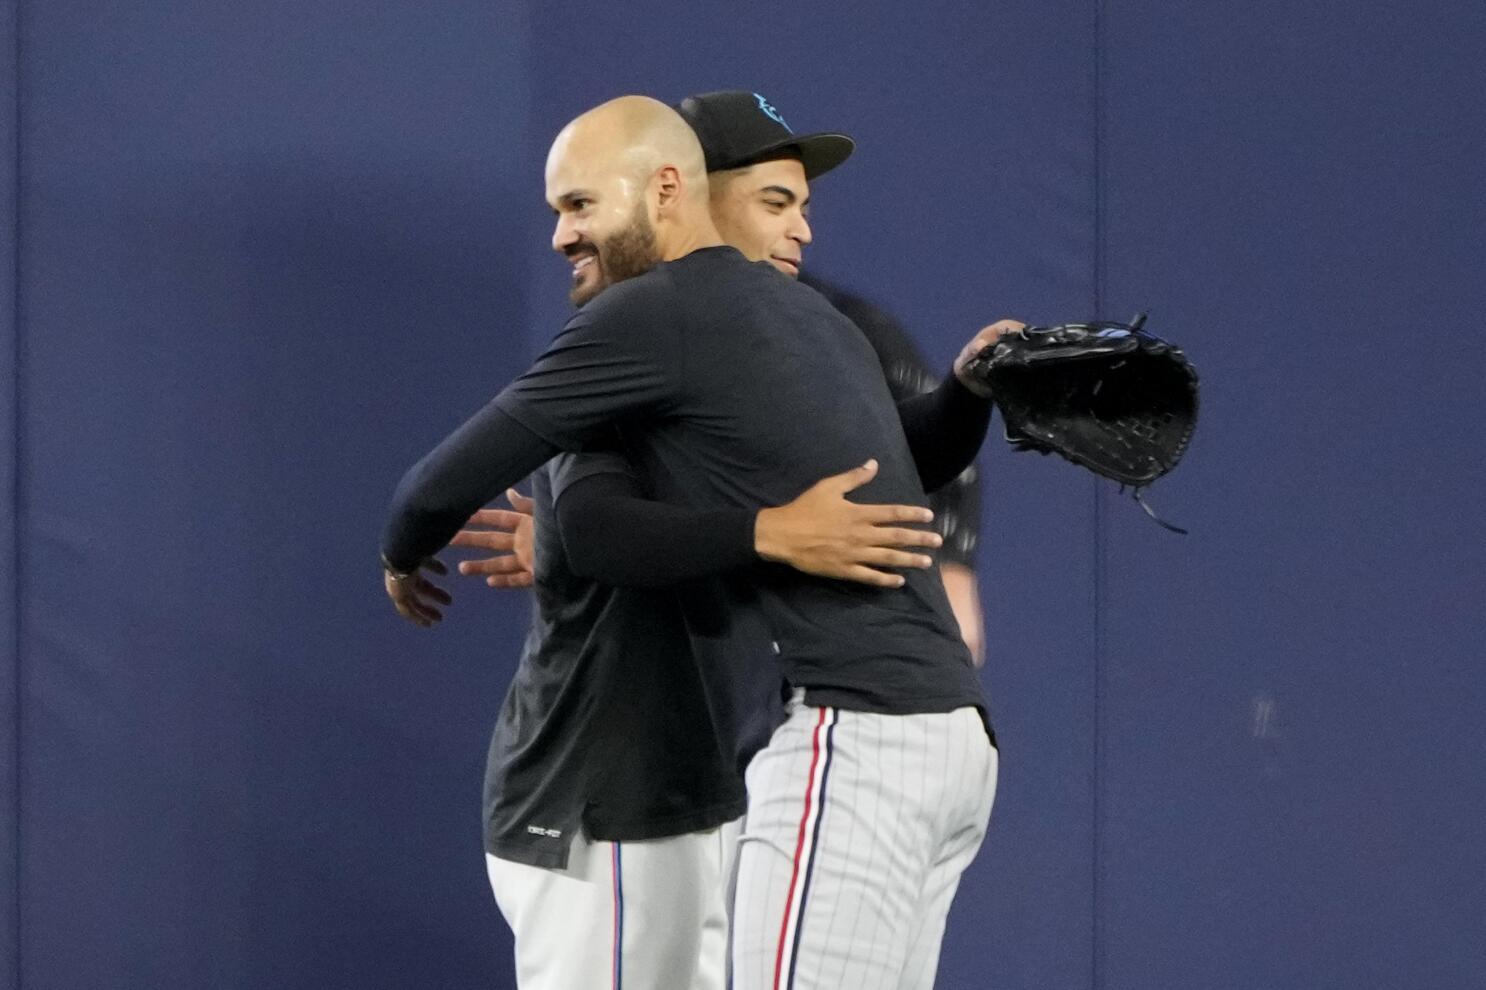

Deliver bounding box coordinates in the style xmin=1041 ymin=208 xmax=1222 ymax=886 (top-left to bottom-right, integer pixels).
xmin=570 ymin=202 xmax=661 ymax=306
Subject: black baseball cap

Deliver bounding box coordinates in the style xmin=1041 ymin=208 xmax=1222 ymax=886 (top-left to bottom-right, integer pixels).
xmin=674 ymin=91 xmax=855 ymax=180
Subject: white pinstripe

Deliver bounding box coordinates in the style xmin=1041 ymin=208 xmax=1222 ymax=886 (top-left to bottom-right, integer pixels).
xmin=731 ymin=693 xmax=998 ymax=989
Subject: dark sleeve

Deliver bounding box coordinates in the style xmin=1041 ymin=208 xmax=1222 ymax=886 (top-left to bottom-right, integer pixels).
xmin=493 ymin=278 xmax=682 ymax=448
xmin=381 ymin=280 xmax=684 ymax=572
xmin=895 ymin=375 xmax=993 ymax=494
xmin=801 ymin=273 xmax=985 ymax=565
xmin=552 ymin=460 xmax=758 ymax=588
xmin=381 ymin=406 xmax=558 ymax=572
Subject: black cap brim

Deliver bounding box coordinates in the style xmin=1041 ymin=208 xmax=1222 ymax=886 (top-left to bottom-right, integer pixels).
xmin=733 ymin=132 xmax=855 ymax=180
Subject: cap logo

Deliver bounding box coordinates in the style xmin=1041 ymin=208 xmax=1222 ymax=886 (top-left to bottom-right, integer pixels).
xmin=754 ymin=93 xmax=791 ymax=133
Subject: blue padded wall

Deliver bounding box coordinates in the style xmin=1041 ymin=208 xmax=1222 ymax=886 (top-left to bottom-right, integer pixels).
xmin=2 ymin=2 xmax=18 ymax=984
xmin=5 ymin=1 xmax=1484 ymax=987
xmin=15 ymin=2 xmax=535 ymax=985
xmin=1095 ymin=2 xmax=1486 ymax=986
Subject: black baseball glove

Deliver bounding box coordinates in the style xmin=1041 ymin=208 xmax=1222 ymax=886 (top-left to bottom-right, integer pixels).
xmin=963 ymin=314 xmax=1199 ymax=530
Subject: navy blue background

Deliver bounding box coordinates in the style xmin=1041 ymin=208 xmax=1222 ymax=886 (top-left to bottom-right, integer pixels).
xmin=3 ymin=1 xmax=1483 ymax=987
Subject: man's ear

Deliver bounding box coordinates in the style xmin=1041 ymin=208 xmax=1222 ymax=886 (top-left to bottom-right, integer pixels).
xmin=653 ymin=164 xmax=684 ymax=216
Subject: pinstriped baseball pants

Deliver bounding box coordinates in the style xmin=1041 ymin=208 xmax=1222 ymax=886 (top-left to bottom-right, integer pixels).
xmin=730 ymin=693 xmax=998 ymax=990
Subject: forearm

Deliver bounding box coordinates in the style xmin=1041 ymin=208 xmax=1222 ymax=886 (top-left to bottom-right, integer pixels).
xmin=382 ymin=404 xmax=559 ymax=572
xmin=556 ymin=473 xmax=757 ymax=587
xmin=896 ymin=374 xmax=993 ymax=493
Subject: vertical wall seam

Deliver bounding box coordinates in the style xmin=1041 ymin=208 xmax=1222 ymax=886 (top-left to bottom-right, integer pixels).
xmin=9 ymin=0 xmax=21 ymax=985
xmin=1090 ymin=0 xmax=1106 ymax=985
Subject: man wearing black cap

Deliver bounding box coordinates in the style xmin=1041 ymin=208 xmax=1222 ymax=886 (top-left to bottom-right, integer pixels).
xmin=427 ymin=95 xmax=980 ymax=990
xmin=401 ymin=94 xmax=1010 ymax=987
xmin=545 ymin=91 xmax=1001 ymax=990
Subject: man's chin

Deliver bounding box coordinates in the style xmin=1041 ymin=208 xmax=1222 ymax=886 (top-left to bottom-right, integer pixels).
xmin=569 ymin=271 xmax=605 ymax=306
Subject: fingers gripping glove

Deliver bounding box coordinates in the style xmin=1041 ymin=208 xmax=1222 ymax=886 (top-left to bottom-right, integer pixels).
xmin=963 ymin=315 xmax=1199 ymax=531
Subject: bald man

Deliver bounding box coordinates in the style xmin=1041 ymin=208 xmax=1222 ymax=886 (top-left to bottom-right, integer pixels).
xmin=383 ymin=97 xmax=1006 ymax=989
xmin=442 ymin=93 xmax=1006 ymax=990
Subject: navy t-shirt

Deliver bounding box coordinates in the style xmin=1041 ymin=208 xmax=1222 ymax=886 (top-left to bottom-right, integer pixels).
xmin=492 ymin=247 xmax=985 ymax=721
xmin=482 ymin=453 xmax=746 ymax=869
